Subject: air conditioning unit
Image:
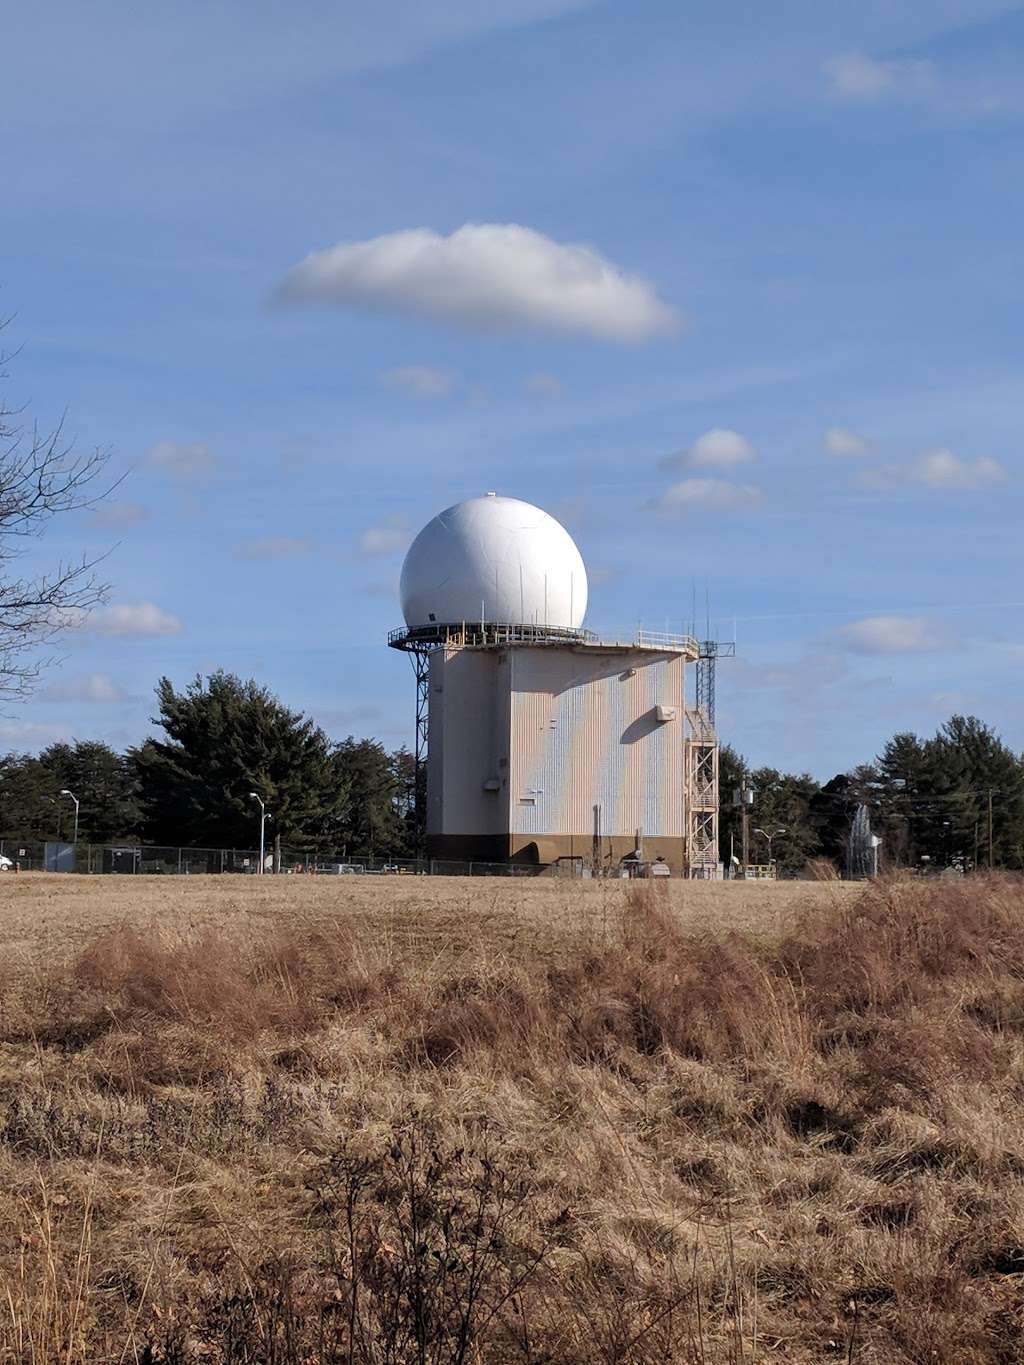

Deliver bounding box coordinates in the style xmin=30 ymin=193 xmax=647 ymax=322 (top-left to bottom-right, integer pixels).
xmin=655 ymin=704 xmax=677 ymax=723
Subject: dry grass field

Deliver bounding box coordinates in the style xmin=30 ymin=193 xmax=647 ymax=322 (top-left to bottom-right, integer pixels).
xmin=1 ymin=871 xmax=1023 ymax=1363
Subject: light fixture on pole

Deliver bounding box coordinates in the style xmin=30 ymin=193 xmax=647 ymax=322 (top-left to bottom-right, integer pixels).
xmin=249 ymin=793 xmax=267 ymax=874
xmin=59 ymin=789 xmax=80 ymax=845
xmin=753 ymin=826 xmax=786 ymax=871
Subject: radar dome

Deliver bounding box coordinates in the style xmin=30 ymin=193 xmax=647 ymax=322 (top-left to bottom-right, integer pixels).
xmin=400 ymin=494 xmax=588 ymax=631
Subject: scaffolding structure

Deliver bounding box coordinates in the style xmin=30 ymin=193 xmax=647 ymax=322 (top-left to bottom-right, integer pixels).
xmin=683 ymin=640 xmax=735 ymax=878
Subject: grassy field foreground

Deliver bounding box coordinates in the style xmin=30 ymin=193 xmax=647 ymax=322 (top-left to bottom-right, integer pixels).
xmin=1 ymin=872 xmax=1023 ymax=1362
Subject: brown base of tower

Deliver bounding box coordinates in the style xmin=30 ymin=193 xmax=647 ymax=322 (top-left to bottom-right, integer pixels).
xmin=426 ymin=833 xmax=687 ymax=875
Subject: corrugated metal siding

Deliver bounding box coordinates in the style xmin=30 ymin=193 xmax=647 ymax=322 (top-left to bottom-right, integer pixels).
xmin=509 ymin=648 xmax=683 ymax=839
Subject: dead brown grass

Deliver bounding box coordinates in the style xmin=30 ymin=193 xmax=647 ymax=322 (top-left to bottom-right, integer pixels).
xmin=1 ymin=874 xmax=1023 ymax=1361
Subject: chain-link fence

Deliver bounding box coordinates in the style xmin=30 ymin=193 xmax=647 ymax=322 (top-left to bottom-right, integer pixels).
xmin=0 ymin=840 xmax=572 ymax=877
xmin=0 ymin=839 xmax=690 ymax=878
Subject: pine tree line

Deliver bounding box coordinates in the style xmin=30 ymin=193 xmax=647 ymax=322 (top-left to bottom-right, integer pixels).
xmin=2 ymin=673 xmax=1022 ymax=872
xmin=0 ymin=673 xmax=415 ymax=863
xmin=721 ymin=716 xmax=1024 ymax=873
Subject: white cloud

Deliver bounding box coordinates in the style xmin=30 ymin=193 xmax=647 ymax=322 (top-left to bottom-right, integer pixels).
xmin=88 ymin=603 xmax=183 ymax=638
xmin=233 ymin=536 xmax=314 ymax=562
xmin=379 ymin=365 xmax=458 ymax=399
xmin=824 ymin=51 xmax=935 ymax=100
xmin=653 ymin=479 xmax=763 ymax=514
xmin=862 ymin=448 xmax=1006 ymax=490
xmin=276 ymin=223 xmax=680 ymax=344
xmin=0 ymin=718 xmax=73 ymax=748
xmin=145 ymin=440 xmax=219 ymax=481
xmin=657 ymin=428 xmax=755 ymax=472
xmin=840 ymin=615 xmax=945 ymax=654
xmin=524 ymin=371 xmax=565 ymax=397
xmin=823 ymin=427 xmax=870 ymax=457
xmin=42 ymin=672 xmax=129 ymax=703
xmin=909 ymin=449 xmax=1004 ymax=488
xmin=358 ymin=518 xmax=411 ymax=557
xmin=88 ymin=500 xmax=149 ymax=528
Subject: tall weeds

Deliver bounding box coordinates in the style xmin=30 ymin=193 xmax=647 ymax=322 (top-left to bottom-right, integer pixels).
xmin=2 ymin=876 xmax=1024 ymax=1362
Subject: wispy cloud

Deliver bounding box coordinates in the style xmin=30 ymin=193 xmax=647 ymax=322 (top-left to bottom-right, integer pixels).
xmin=358 ymin=517 xmax=411 ymax=557
xmin=862 ymin=448 xmax=1005 ymax=491
xmin=145 ymin=440 xmax=219 ymax=481
xmin=823 ymin=427 xmax=870 ymax=457
xmin=87 ymin=603 xmax=183 ymax=638
xmin=42 ymin=672 xmax=130 ymax=703
xmin=652 ymin=478 xmax=763 ymax=514
xmin=378 ymin=365 xmax=459 ymax=399
xmin=524 ymin=371 xmax=565 ymax=397
xmin=87 ymin=500 xmax=148 ymax=529
xmin=658 ymin=428 xmax=755 ymax=472
xmin=823 ymin=51 xmax=935 ymax=101
xmin=233 ymin=537 xmax=314 ymax=562
xmin=276 ymin=223 xmax=680 ymax=343
xmin=840 ymin=615 xmax=946 ymax=654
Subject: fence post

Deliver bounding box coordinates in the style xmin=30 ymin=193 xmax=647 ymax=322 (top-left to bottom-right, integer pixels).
xmin=178 ymin=847 xmax=183 ymax=875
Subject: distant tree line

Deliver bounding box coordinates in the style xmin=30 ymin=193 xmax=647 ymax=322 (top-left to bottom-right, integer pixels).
xmin=722 ymin=715 xmax=1024 ymax=874
xmin=2 ymin=672 xmax=1022 ymax=873
xmin=0 ymin=673 xmax=415 ymax=866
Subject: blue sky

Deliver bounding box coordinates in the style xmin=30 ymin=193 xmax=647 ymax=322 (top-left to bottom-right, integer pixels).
xmin=5 ymin=0 xmax=1023 ymax=777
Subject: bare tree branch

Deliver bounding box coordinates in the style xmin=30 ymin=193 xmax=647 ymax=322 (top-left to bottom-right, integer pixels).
xmin=0 ymin=320 xmax=114 ymax=698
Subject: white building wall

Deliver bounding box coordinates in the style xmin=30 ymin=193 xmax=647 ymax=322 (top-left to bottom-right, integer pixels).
xmin=426 ymin=645 xmax=684 ymax=845
xmin=508 ymin=648 xmax=684 ymax=840
xmin=426 ymin=648 xmax=509 ymax=837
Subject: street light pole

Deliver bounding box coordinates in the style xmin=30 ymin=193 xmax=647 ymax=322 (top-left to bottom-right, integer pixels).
xmin=59 ymin=789 xmax=80 ymax=844
xmin=249 ymin=793 xmax=266 ymax=874
xmin=754 ymin=826 xmax=786 ymax=874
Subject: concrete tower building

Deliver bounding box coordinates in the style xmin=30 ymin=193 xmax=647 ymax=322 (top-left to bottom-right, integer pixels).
xmin=389 ymin=494 xmax=711 ymax=874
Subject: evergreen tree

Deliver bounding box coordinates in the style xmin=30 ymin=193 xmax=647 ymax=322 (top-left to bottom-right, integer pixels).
xmin=746 ymin=767 xmax=821 ymax=871
xmin=871 ymin=732 xmax=932 ymax=866
xmin=37 ymin=740 xmax=140 ymax=842
xmin=132 ymin=672 xmax=349 ymax=865
xmin=717 ymin=744 xmax=822 ymax=873
xmin=0 ymin=751 xmax=62 ymax=841
xmin=718 ymin=744 xmax=745 ymax=869
xmin=334 ymin=737 xmax=405 ymax=858
xmin=808 ymin=765 xmax=879 ymax=872
xmin=929 ymin=716 xmax=1024 ymax=868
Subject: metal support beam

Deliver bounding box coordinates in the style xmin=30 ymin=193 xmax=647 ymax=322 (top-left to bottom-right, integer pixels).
xmin=410 ymin=649 xmax=429 ymax=858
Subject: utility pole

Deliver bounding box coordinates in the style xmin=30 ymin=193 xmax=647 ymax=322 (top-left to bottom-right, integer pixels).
xmin=734 ymin=782 xmax=754 ymax=876
xmin=988 ymin=788 xmax=994 ymax=871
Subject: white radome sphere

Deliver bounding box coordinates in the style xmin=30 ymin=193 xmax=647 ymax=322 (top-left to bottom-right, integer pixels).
xmin=400 ymin=494 xmax=588 ymax=631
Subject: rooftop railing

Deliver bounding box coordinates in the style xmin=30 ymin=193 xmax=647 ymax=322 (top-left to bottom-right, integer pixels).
xmin=388 ymin=623 xmax=698 ymax=655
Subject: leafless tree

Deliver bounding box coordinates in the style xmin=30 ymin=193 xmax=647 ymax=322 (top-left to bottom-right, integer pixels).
xmin=0 ymin=324 xmax=113 ymax=699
